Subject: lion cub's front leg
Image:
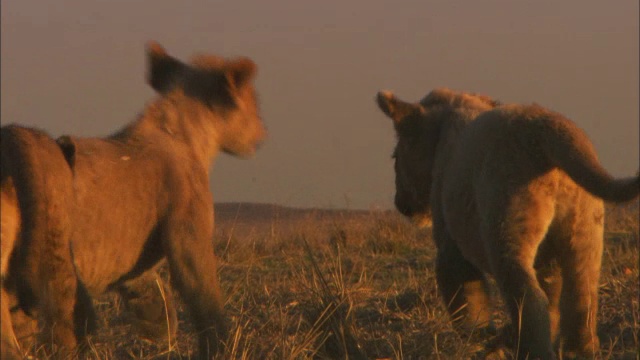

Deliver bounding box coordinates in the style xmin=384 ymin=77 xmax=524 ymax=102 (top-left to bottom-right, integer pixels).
xmin=434 ymin=227 xmax=492 ymax=331
xmin=162 ymin=196 xmax=228 ymax=359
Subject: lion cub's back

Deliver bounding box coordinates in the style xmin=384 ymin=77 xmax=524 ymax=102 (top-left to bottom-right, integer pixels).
xmin=449 ymin=104 xmax=555 ymax=182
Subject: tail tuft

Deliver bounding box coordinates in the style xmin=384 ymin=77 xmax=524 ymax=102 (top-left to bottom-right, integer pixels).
xmin=603 ymin=173 xmax=640 ymax=203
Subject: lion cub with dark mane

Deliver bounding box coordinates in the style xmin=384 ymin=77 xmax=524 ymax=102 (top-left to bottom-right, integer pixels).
xmin=376 ymin=88 xmax=639 ymax=360
xmin=1 ymin=42 xmax=265 ymax=359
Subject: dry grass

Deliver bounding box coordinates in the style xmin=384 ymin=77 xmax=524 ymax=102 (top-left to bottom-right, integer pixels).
xmin=16 ymin=201 xmax=639 ymax=359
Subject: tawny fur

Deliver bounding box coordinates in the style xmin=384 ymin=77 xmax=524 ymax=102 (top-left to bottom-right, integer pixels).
xmin=2 ymin=172 xmax=47 ymax=360
xmin=1 ymin=180 xmax=24 ymax=360
xmin=0 ymin=42 xmax=265 ymax=359
xmin=1 ymin=124 xmax=177 ymax=359
xmin=1 ymin=125 xmax=82 ymax=358
xmin=376 ymin=88 xmax=639 ymax=360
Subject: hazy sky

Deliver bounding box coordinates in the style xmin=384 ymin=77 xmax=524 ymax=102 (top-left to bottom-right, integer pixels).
xmin=2 ymin=1 xmax=638 ymax=209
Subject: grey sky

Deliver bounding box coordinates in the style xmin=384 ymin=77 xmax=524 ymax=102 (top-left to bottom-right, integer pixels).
xmin=2 ymin=0 xmax=638 ymax=209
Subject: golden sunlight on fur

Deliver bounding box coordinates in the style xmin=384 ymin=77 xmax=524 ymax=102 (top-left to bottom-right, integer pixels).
xmin=0 ymin=42 xmax=265 ymax=359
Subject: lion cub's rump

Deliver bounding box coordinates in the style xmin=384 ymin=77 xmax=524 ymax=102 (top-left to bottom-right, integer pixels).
xmin=1 ymin=124 xmax=78 ymax=358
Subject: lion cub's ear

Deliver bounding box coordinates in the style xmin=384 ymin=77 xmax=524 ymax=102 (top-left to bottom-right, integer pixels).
xmin=376 ymin=91 xmax=417 ymax=124
xmin=146 ymin=41 xmax=187 ymax=94
xmin=225 ymin=58 xmax=257 ymax=91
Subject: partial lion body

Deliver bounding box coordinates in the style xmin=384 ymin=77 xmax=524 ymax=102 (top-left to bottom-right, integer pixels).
xmin=377 ymin=88 xmax=639 ymax=359
xmin=437 ymin=106 xmax=607 ymax=357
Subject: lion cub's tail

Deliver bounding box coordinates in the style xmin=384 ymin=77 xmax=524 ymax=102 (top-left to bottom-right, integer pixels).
xmin=538 ymin=116 xmax=639 ymax=203
xmin=0 ymin=124 xmax=75 ymax=314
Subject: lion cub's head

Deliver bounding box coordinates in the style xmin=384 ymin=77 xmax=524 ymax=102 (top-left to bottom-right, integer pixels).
xmin=376 ymin=88 xmax=497 ymax=228
xmin=146 ymin=42 xmax=266 ymax=157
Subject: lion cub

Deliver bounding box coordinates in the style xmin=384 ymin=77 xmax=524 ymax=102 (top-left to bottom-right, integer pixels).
xmin=376 ymin=88 xmax=639 ymax=359
xmin=1 ymin=42 xmax=265 ymax=359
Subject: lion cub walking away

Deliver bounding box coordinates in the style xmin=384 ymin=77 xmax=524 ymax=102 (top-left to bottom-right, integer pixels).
xmin=376 ymin=88 xmax=639 ymax=360
xmin=1 ymin=42 xmax=266 ymax=359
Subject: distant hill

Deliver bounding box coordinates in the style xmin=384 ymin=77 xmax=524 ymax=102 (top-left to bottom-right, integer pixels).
xmin=213 ymin=202 xmax=395 ymax=242
xmin=214 ymin=202 xmax=381 ymax=223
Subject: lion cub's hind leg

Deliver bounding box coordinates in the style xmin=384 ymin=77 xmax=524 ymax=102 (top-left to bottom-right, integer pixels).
xmin=7 ymin=292 xmax=40 ymax=356
xmin=117 ymin=268 xmax=178 ymax=343
xmin=481 ymin=192 xmax=558 ymax=359
xmin=557 ymin=197 xmax=604 ymax=358
xmin=534 ymin=241 xmax=563 ymax=348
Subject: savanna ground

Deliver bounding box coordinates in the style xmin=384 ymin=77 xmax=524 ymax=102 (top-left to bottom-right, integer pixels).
xmin=19 ymin=201 xmax=639 ymax=359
